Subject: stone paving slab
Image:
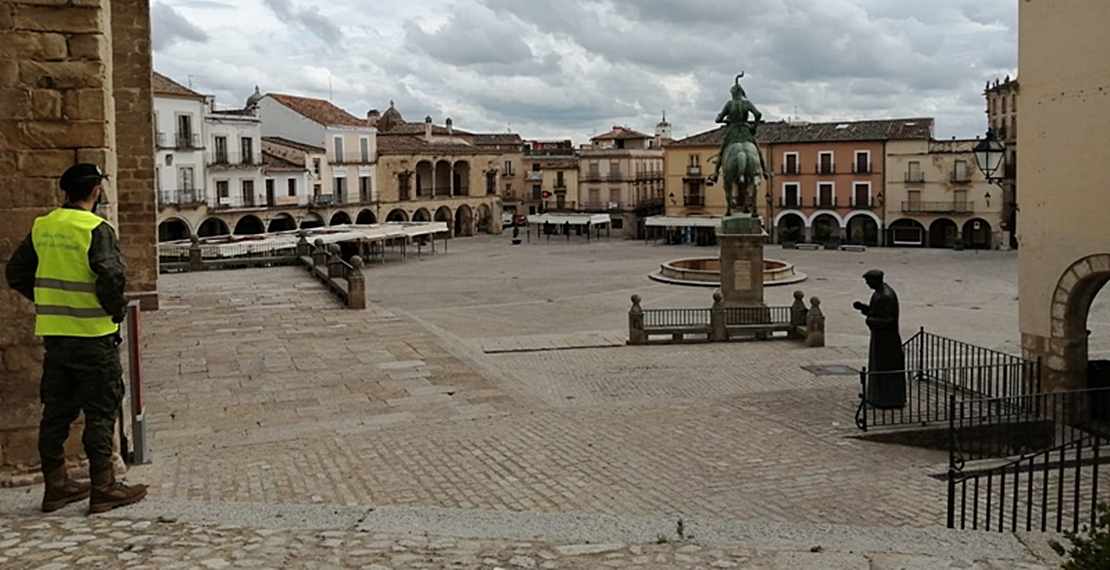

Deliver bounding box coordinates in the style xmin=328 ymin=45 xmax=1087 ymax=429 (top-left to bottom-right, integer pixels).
xmin=473 ymin=330 xmax=627 ymax=354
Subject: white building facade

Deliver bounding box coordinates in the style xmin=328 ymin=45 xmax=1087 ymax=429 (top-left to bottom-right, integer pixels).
xmin=153 ymin=73 xmax=208 ymax=241
xmin=204 ymin=108 xmax=266 ymax=211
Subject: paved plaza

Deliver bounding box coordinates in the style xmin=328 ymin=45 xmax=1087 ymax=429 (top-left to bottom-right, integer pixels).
xmin=5 ymin=235 xmax=1106 ymax=567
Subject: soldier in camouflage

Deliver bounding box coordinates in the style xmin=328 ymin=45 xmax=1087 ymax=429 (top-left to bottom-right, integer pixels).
xmin=5 ymin=163 xmax=147 ymax=514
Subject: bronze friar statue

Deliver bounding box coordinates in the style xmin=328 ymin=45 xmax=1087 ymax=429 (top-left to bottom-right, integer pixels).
xmin=853 ymin=269 xmax=907 ymax=409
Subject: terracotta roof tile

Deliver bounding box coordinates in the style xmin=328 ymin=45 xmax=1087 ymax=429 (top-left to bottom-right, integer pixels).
xmin=377 ymin=135 xmax=488 ymax=156
xmin=668 ymin=118 xmax=935 ymax=147
xmin=261 ymin=151 xmax=305 ymax=172
xmin=261 ymin=136 xmax=325 ymax=154
xmin=267 ymin=93 xmax=369 ymax=128
xmin=153 ymin=72 xmax=204 ymax=99
xmin=592 ymin=126 xmax=652 ymax=141
xmin=474 ymin=134 xmax=523 ymax=146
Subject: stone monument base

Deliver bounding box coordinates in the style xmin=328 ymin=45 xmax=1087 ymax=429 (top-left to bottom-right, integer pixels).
xmin=716 ymin=214 xmax=767 ymax=309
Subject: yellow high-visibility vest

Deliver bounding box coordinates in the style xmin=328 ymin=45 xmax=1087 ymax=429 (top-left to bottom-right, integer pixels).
xmin=31 ymin=208 xmax=118 ymax=337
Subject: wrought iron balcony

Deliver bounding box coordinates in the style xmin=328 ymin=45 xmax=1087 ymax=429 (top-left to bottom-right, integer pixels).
xmin=526 ymin=171 xmax=543 ymax=181
xmin=175 ymin=132 xmax=201 ymax=150
xmin=207 ymin=152 xmax=259 ymax=167
xmin=901 ymin=201 xmax=975 ymax=214
xmin=312 ymin=194 xmax=335 ymax=205
xmin=852 ymin=162 xmax=871 ymax=174
xmin=781 ymin=164 xmax=800 ymax=175
xmin=686 ymin=165 xmax=702 ymax=176
xmin=684 ymin=195 xmax=705 ymax=207
xmin=158 ymin=188 xmax=206 ymax=207
xmin=904 ymin=172 xmax=925 ymax=184
xmin=850 ymin=196 xmax=873 ymax=209
xmin=585 ymin=173 xmax=601 ymax=182
xmin=780 ymin=196 xmax=801 ymax=208
xmin=813 ymin=196 xmax=837 ymax=208
xmin=816 ymin=163 xmax=835 ymax=174
xmin=950 ymin=172 xmax=972 ymax=184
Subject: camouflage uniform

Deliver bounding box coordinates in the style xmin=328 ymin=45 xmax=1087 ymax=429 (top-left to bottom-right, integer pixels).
xmin=5 ymin=204 xmax=128 ymax=472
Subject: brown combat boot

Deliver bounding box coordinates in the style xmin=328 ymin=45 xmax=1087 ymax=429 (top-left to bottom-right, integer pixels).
xmin=41 ymin=464 xmax=91 ymax=513
xmin=88 ymin=464 xmax=147 ymax=514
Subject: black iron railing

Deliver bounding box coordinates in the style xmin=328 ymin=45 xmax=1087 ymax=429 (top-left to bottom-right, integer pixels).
xmin=947 ymin=435 xmax=1109 ymax=533
xmin=855 ymin=328 xmax=1042 ymax=431
xmin=950 ymin=387 xmax=1110 ymax=463
xmin=724 ymin=306 xmax=791 ymax=325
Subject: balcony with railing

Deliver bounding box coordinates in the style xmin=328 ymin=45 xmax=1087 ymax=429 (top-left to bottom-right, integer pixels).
xmin=684 ymin=195 xmax=705 ymax=207
xmin=813 ymin=196 xmax=837 ymax=208
xmin=904 ymin=172 xmax=925 ymax=184
xmin=158 ymin=188 xmax=206 ymax=208
xmin=584 ymin=200 xmax=623 ymax=211
xmin=312 ymin=194 xmax=336 ymax=206
xmin=949 ymin=171 xmax=972 ymax=184
xmin=816 ymin=163 xmax=835 ymax=174
xmin=175 ymin=132 xmax=201 ymax=150
xmin=207 ymin=152 xmax=259 ymax=168
xmin=155 ymin=132 xmax=170 ymax=149
xmin=685 ymin=165 xmax=702 ymax=177
xmin=850 ymin=195 xmax=873 ymax=209
xmin=780 ymin=164 xmax=800 ymax=175
xmin=900 ymin=201 xmax=974 ymax=214
xmin=526 ymin=171 xmax=543 ymax=182
xmin=852 ymin=162 xmax=871 ymax=174
xmin=780 ymin=196 xmax=801 ymax=208
xmin=585 ymin=172 xmax=601 ymax=183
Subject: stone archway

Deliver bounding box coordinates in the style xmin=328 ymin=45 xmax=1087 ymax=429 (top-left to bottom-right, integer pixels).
xmin=158 ymin=218 xmax=192 ymax=242
xmin=330 ymin=211 xmax=352 ymax=226
xmin=197 ymin=217 xmax=231 ymax=238
xmin=356 ymin=209 xmax=377 ymax=224
xmin=476 ymin=203 xmax=493 ymax=234
xmin=386 ymin=209 xmax=409 ymax=222
xmin=234 ymin=215 xmax=265 ymax=235
xmin=776 ymin=212 xmax=805 ymax=244
xmin=434 ymin=206 xmax=452 ymax=237
xmin=300 ymin=213 xmax=324 ymax=229
xmin=413 ymin=208 xmax=431 ymax=222
xmin=267 ymin=213 xmax=296 ymax=233
xmin=1044 ymin=254 xmax=1110 ymax=392
xmin=455 ymin=204 xmax=473 ymax=237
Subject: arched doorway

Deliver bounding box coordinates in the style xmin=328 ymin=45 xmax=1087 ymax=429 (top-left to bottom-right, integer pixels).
xmin=1049 ymin=255 xmax=1110 ymax=396
xmin=413 ymin=208 xmax=431 ymax=222
xmin=234 ymin=215 xmax=264 ymax=235
xmin=386 ymin=209 xmax=408 ymax=222
xmin=810 ymin=213 xmax=840 ymax=245
xmin=476 ymin=203 xmax=493 ymax=233
xmin=928 ymin=218 xmax=958 ymax=248
xmin=962 ymin=218 xmax=992 ymax=250
xmin=454 ymin=204 xmax=473 ymax=237
xmin=267 ymin=214 xmax=296 ymax=233
xmin=435 ymin=160 xmax=451 ymax=197
xmin=453 ymin=161 xmax=470 ymax=196
xmin=300 ymin=213 xmax=324 ymax=229
xmin=158 ymin=218 xmax=191 ymax=242
xmin=888 ymin=219 xmax=925 ymax=247
xmin=356 ymin=209 xmax=377 ymax=225
xmin=845 ymin=212 xmax=880 ymax=246
xmin=330 ymin=211 xmax=352 ymax=226
xmin=197 ymin=217 xmax=231 ymax=238
xmin=775 ymin=212 xmax=805 ymax=244
xmin=434 ymin=206 xmax=452 ymax=236
xmin=415 ymin=160 xmax=433 ymax=198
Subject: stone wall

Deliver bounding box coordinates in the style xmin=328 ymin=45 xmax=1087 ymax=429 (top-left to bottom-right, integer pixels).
xmin=0 ymin=0 xmax=156 ymax=483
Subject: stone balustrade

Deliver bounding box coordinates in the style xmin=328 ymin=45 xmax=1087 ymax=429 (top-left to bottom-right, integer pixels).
xmin=628 ymin=291 xmax=824 ymax=346
xmin=298 ymin=236 xmax=366 ymax=310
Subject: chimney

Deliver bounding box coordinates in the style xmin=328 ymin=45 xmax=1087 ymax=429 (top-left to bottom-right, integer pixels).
xmin=446 ymin=117 xmax=453 ymax=136
xmin=424 ymin=115 xmax=433 ymax=140
xmin=367 ymin=109 xmax=380 ymax=128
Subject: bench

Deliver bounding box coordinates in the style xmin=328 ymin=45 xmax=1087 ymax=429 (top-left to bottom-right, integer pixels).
xmin=839 ymin=244 xmax=867 ymax=252
xmin=642 ymin=325 xmax=712 ymax=342
xmin=796 ymin=243 xmax=821 ymax=251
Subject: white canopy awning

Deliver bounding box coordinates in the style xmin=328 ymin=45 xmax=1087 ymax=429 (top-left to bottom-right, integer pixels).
xmin=159 ymin=222 xmax=449 ymax=257
xmin=644 ymin=215 xmax=722 ymax=228
xmin=527 ymin=213 xmax=611 ymax=226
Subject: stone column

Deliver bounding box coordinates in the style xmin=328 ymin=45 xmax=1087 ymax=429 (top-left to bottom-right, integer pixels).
xmin=110 ymin=0 xmax=158 ymax=310
xmin=716 ymin=217 xmax=766 ymax=308
xmin=0 ymin=0 xmax=155 ymax=483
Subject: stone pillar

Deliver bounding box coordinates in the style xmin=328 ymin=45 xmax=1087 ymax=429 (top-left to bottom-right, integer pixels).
xmin=716 ymin=216 xmax=766 ymax=309
xmin=311 ymin=238 xmax=327 ymax=269
xmin=187 ymin=235 xmax=202 ymax=272
xmin=1 ymin=0 xmax=155 ymax=483
xmin=326 ymin=243 xmax=343 ymax=279
xmin=710 ymin=292 xmax=727 ymax=342
xmin=346 ymin=256 xmax=366 ymax=310
xmin=111 ymin=0 xmax=157 ymax=310
xmin=789 ymin=290 xmax=808 ymax=339
xmin=806 ymin=297 xmax=826 ymax=348
xmin=627 ymin=294 xmax=645 ymax=345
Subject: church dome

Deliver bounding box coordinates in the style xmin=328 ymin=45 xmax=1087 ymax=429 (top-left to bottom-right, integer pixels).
xmin=246 ymin=86 xmax=263 ymax=108
xmin=378 ymin=100 xmax=403 ymax=131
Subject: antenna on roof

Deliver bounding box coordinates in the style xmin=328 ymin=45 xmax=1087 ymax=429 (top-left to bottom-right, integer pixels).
xmin=328 ymin=73 xmax=333 ymax=102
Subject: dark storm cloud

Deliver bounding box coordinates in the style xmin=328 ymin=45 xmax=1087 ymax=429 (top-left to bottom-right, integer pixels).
xmin=262 ymin=0 xmax=344 ymax=47
xmin=151 ymin=2 xmax=209 ymax=52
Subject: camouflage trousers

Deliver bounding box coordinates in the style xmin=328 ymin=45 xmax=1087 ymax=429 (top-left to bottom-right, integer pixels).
xmin=39 ymin=335 xmax=124 ymax=472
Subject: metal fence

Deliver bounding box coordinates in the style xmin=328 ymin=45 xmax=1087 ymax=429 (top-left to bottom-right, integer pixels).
xmin=855 ymin=329 xmax=1042 ymax=431
xmin=947 ymin=435 xmax=1109 ymax=533
xmin=724 ymin=306 xmax=791 ymax=325
xmin=642 ymin=308 xmax=711 ymax=328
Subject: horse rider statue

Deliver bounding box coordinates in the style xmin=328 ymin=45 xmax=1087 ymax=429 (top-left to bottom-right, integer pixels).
xmin=707 ymin=72 xmax=769 ymax=186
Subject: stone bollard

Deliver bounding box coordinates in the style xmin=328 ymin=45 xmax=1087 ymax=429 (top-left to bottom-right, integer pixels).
xmin=312 ymin=238 xmax=327 ymax=269
xmin=789 ymin=290 xmax=809 ymax=339
xmin=710 ymin=291 xmax=727 ymax=342
xmin=347 ymin=256 xmax=367 ymax=310
xmin=295 ymin=230 xmax=310 ymax=258
xmin=188 ymin=234 xmax=203 ymax=272
xmin=326 ymin=244 xmax=344 ymax=279
xmin=628 ymin=294 xmax=646 ymax=345
xmin=806 ymin=296 xmax=825 ymax=347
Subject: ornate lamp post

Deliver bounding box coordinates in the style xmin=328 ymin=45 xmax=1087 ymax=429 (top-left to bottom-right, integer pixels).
xmin=972 ymin=130 xmax=1014 ymax=249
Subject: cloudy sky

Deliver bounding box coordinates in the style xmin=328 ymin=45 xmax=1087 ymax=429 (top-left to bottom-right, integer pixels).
xmin=152 ymin=0 xmax=1016 ymax=143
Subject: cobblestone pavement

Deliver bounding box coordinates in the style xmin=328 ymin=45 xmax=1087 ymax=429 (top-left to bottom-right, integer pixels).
xmin=3 ymin=237 xmax=1104 ymax=566
xmin=0 ymin=513 xmax=1057 ymax=569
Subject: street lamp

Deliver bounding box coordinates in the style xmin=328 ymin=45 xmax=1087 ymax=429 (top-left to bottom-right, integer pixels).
xmin=972 ymin=130 xmax=1006 ymax=185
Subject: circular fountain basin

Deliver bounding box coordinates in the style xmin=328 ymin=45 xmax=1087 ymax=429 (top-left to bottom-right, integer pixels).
xmin=649 ymin=257 xmax=807 ymax=287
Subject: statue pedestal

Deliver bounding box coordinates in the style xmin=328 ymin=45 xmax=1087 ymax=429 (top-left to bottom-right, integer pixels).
xmin=717 ymin=215 xmax=766 ymax=309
